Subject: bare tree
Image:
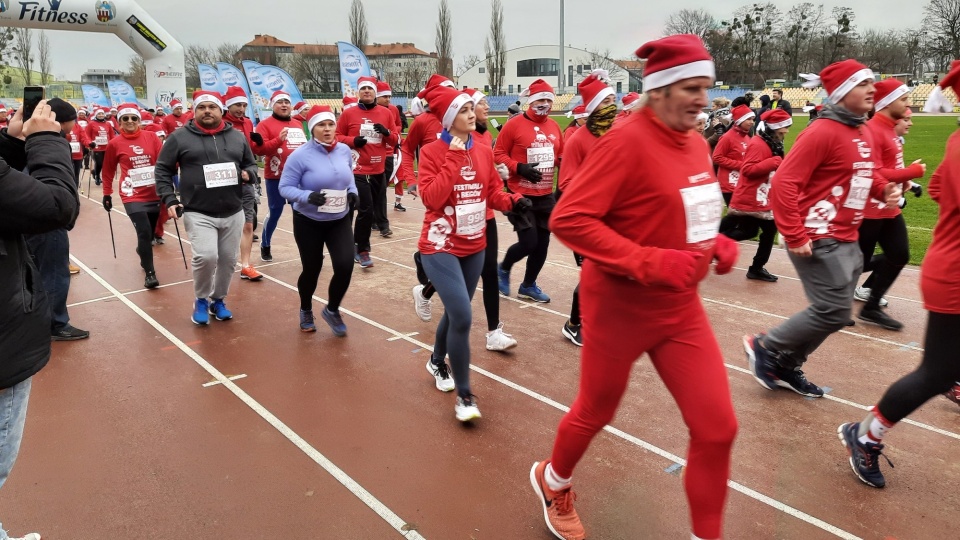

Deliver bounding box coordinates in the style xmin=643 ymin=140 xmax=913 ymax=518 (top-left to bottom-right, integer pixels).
xmin=457 ymin=54 xmax=483 ymax=77
xmin=37 ymin=31 xmax=51 ymax=85
xmin=781 ymin=3 xmax=825 ymax=80
xmin=435 ymin=0 xmax=454 ymax=78
xmin=126 ymin=54 xmax=147 ymax=89
xmin=663 ymin=8 xmax=718 ymax=40
xmin=214 ymin=42 xmax=240 ymax=65
xmin=12 ymin=28 xmax=33 ymax=86
xmin=924 ymin=0 xmax=960 ymax=63
xmin=401 ymin=57 xmax=436 ymax=94
xmin=815 ymin=6 xmax=857 ymax=66
xmin=288 ymin=45 xmax=340 ymax=93
xmin=185 ymin=44 xmax=215 ymax=89
xmin=484 ymin=0 xmax=506 ymax=93
xmin=349 ymin=0 xmax=369 ymax=50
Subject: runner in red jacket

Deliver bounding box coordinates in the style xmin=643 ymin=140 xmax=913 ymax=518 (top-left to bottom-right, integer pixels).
xmin=530 ymin=35 xmax=738 ymax=540
xmin=101 ymin=103 xmax=164 ymax=289
xmin=494 ymin=78 xmax=564 ymax=303
xmin=712 ymin=104 xmax=755 ymax=205
xmin=223 ymin=86 xmax=263 ymax=281
xmin=375 ymin=80 xmax=403 ymax=233
xmin=398 ymin=74 xmax=455 ymax=192
xmin=84 ymin=109 xmax=116 ymax=185
xmin=67 ymin=121 xmax=89 ymax=188
xmin=161 ymin=99 xmax=192 ymax=134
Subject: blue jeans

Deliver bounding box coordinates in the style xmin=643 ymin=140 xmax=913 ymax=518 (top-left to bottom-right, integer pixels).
xmin=0 ymin=377 xmax=33 ymax=540
xmin=262 ymin=179 xmax=287 ymax=247
xmin=25 ymin=229 xmax=70 ymax=332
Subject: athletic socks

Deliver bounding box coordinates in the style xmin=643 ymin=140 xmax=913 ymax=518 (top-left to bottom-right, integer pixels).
xmin=858 ymin=406 xmax=894 ymax=444
xmin=544 ymin=462 xmax=572 ymax=491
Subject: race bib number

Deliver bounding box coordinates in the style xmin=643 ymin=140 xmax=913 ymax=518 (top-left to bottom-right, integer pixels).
xmin=455 ymin=201 xmax=486 ymax=236
xmin=286 ymin=128 xmax=306 ymax=148
xmin=843 ymin=175 xmax=872 ymax=210
xmin=69 ymin=141 xmax=81 ymax=154
xmin=203 ymin=162 xmax=239 ymax=188
xmin=318 ymin=189 xmax=348 ymax=213
xmin=359 ymin=123 xmax=382 ymax=145
xmin=680 ymin=183 xmax=723 ymax=244
xmin=128 ymin=166 xmax=156 ymax=188
xmin=95 ymin=134 xmax=108 ymax=146
xmin=728 ymin=170 xmax=740 ymax=187
xmin=526 ymin=146 xmax=555 ymax=188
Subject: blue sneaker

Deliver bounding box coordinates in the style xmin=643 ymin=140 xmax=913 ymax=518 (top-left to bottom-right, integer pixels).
xmin=838 ymin=422 xmax=893 ymax=488
xmin=743 ymin=334 xmax=778 ymax=391
xmin=321 ymin=307 xmax=347 ymax=337
xmin=497 ymin=263 xmax=510 ymax=296
xmin=192 ymin=298 xmax=210 ymax=325
xmin=208 ymin=298 xmax=233 ymax=321
xmin=354 ymin=250 xmax=361 ymax=264
xmin=299 ymin=309 xmax=316 ymax=332
xmin=518 ymin=282 xmax=550 ymax=303
xmin=358 ymin=251 xmax=374 ymax=268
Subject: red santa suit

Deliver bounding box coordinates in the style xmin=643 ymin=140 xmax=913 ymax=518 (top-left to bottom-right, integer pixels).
xmin=101 ymin=129 xmax=163 ymax=205
xmin=493 ymin=111 xmax=563 ymax=197
xmin=923 ymin=130 xmax=960 ymax=314
xmin=398 ymin=113 xmax=443 ymax=185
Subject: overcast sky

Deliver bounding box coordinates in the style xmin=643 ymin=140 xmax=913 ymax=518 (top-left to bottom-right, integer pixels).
xmin=37 ymin=0 xmax=926 ymax=81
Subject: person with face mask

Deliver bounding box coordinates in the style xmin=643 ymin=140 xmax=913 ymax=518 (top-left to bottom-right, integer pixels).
xmin=712 ymin=105 xmax=755 ymax=206
xmin=494 ymin=78 xmax=564 ymax=303
xmin=221 ymin=86 xmax=263 ymax=282
xmin=84 ymin=108 xmax=115 ymax=185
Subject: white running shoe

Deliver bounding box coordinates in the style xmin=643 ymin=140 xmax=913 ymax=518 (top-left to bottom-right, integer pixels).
xmin=10 ymin=534 xmax=41 ymax=540
xmin=412 ymin=284 xmax=432 ymax=322
xmin=854 ymin=286 xmax=889 ymax=307
xmin=455 ymin=395 xmax=481 ymax=422
xmin=426 ymin=358 xmax=455 ymax=392
xmin=486 ymin=322 xmax=518 ymax=351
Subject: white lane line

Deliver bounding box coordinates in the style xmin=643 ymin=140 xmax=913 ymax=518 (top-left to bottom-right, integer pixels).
xmin=258 ymin=272 xmax=861 ymax=540
xmin=69 ymin=255 xmax=426 ymax=540
xmin=387 ymin=332 xmax=419 ymax=342
xmin=66 ymin=295 xmax=114 ymax=308
xmin=202 ymin=374 xmax=248 ymax=387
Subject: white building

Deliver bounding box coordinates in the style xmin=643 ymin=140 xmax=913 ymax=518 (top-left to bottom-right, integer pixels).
xmin=457 ymin=45 xmax=631 ymax=95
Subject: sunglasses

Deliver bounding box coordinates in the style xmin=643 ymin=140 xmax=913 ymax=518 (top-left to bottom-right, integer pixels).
xmin=120 ymin=116 xmax=139 ymax=122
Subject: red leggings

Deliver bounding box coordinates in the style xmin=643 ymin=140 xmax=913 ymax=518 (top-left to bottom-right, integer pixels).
xmin=550 ymin=268 xmax=738 ymax=539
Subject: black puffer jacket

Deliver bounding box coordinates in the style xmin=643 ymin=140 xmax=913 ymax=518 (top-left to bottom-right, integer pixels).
xmin=0 ymin=129 xmax=78 ymax=389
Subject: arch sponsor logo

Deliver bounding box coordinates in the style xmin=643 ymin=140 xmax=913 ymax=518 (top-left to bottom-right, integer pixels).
xmin=153 ymin=70 xmax=183 ymax=79
xmin=343 ymin=54 xmax=362 ymax=75
xmin=0 ymin=1 xmax=8 ymax=14
xmin=221 ymin=71 xmax=239 ymax=86
xmin=7 ymin=0 xmax=91 ymax=23
xmin=95 ymin=0 xmax=115 ymax=22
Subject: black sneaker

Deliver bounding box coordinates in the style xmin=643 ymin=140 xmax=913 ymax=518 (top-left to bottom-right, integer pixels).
xmin=52 ymin=325 xmax=90 ymax=341
xmin=144 ymin=271 xmax=160 ymax=289
xmin=253 ymin=234 xmax=259 ymax=242
xmin=394 ymin=203 xmax=407 ymax=212
xmin=743 ymin=334 xmax=779 ymax=391
xmin=371 ymin=223 xmax=380 ymax=231
xmin=775 ymin=366 xmax=824 ymax=397
xmin=845 ymin=319 xmax=856 ymax=327
xmin=837 ymin=422 xmax=893 ymax=488
xmin=562 ymin=320 xmax=583 ymax=347
xmin=746 ymin=267 xmax=778 ymax=282
xmin=260 ymin=245 xmax=273 ymax=262
xmin=380 ymin=227 xmax=393 ymax=238
xmin=858 ymin=306 xmax=904 ymax=331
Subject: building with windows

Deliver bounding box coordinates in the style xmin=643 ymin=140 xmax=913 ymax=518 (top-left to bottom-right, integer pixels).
xmin=81 ymin=69 xmax=125 ymax=88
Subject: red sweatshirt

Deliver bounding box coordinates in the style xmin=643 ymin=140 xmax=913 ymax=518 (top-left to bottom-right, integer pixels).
xmin=473 ymin=128 xmax=496 ymax=219
xmin=921 ymin=131 xmax=960 ymax=314
xmin=225 ymin=113 xmax=256 ymax=150
xmin=254 ymin=114 xmax=307 ymax=179
xmin=731 ymin=136 xmax=782 ymax=213
xmin=493 ymin=113 xmax=563 ymax=196
xmin=712 ymin=127 xmax=750 ymax=194
xmin=418 ymin=134 xmax=521 ymax=256
xmin=557 ymin=126 xmax=598 ymax=193
xmin=101 ymin=129 xmax=163 ymax=203
xmin=550 ymin=107 xmax=722 ymax=301
xmin=381 ymin=103 xmax=403 ymax=152
xmin=863 ymin=113 xmax=924 ymax=219
xmin=336 ymin=103 xmax=399 ymax=176
xmin=563 ymin=122 xmax=579 ymax=142
xmin=398 ymin=114 xmax=444 ymax=184
xmin=161 ymin=112 xmax=192 ymax=135
xmin=770 ymin=118 xmax=889 ymax=248
xmin=67 ymin=123 xmax=89 ymax=161
xmin=85 ymin=120 xmax=115 ymax=153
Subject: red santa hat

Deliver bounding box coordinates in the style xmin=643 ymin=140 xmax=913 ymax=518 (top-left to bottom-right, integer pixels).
xmin=621 ymin=92 xmax=642 ymax=111
xmin=140 ymin=110 xmax=154 ymax=125
xmin=424 ymin=85 xmax=473 ymax=130
xmin=109 ymin=107 xmax=118 ymax=113
xmin=376 ymin=81 xmax=392 ymax=97
xmin=800 ymin=59 xmax=874 ymax=104
xmin=577 ymin=70 xmax=615 ymax=114
xmin=169 ymin=99 xmax=184 ymax=110
xmin=192 ymin=89 xmax=224 ymax=110
xmin=224 ymin=86 xmax=248 ymax=107
xmin=636 ymin=34 xmax=715 ymax=91
xmin=77 ymin=108 xmax=86 ymax=116
xmin=566 ymin=105 xmax=588 ymax=120
xmin=462 ymin=87 xmax=486 ymax=105
xmin=760 ymin=109 xmax=792 ymax=130
xmin=306 ymin=105 xmax=336 ymax=132
xmin=94 ymin=108 xmax=107 ymax=117
xmin=732 ymin=104 xmax=755 ymax=126
xmin=873 ymin=79 xmax=909 ymax=112
xmin=269 ymin=90 xmax=292 ymax=107
xmin=0 ymin=104 xmax=7 ymax=114
xmin=520 ymin=79 xmax=555 ymax=103
xmin=357 ymin=76 xmax=378 ymax=91
xmin=117 ymin=102 xmax=141 ymax=119
xmin=342 ymin=95 xmax=358 ymax=110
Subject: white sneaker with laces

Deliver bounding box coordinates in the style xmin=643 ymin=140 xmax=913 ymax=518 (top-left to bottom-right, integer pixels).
xmin=426 ymin=358 xmax=455 ymax=392
xmin=486 ymin=322 xmax=518 ymax=351
xmin=412 ymin=284 xmax=432 ymax=322
xmin=10 ymin=534 xmax=41 ymax=540
xmin=854 ymin=286 xmax=889 ymax=307
xmin=455 ymin=395 xmax=481 ymax=422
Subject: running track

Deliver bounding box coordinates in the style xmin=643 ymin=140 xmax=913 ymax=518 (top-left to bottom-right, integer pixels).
xmin=0 ymin=176 xmax=955 ymax=540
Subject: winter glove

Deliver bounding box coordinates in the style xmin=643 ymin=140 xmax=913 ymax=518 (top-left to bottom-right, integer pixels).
xmin=250 ymin=132 xmax=264 ymax=146
xmin=495 ymin=163 xmax=510 ymax=182
xmin=655 ymin=250 xmax=704 ymax=290
xmin=373 ymin=123 xmax=390 ymax=137
xmin=88 ymin=142 xmax=97 ymax=149
xmin=512 ymin=197 xmax=533 ymax=213
xmin=898 ymin=196 xmax=907 ymax=209
xmin=353 ymin=136 xmax=367 ymax=148
xmin=909 ymin=182 xmax=923 ymax=197
xmin=307 ymin=191 xmax=327 ymax=207
xmin=516 ymin=163 xmax=543 ymax=182
xmin=347 ymin=192 xmax=359 ymax=210
xmin=102 ymin=194 xmax=112 ymax=212
xmin=713 ymin=234 xmax=739 ymax=275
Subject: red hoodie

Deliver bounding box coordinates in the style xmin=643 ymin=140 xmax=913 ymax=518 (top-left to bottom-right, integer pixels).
xmin=161 ymin=111 xmax=193 ymax=135
xmin=224 ymin=112 xmax=256 ymax=152
xmin=730 ymin=136 xmax=782 ymax=213
xmin=712 ymin=126 xmax=750 ymax=194
xmin=254 ymin=114 xmax=306 ymax=179
xmin=85 ymin=119 xmax=115 ymax=152
xmin=770 ymin=117 xmax=889 ymax=248
xmin=417 ymin=134 xmax=521 ymax=257
xmin=101 ymin=129 xmax=163 ymax=204
xmin=921 ymin=131 xmax=960 ymax=314
xmin=493 ymin=112 xmax=564 ymax=197
xmin=557 ymin=126 xmax=598 ymax=193
xmin=381 ymin=103 xmax=403 ymax=152
xmin=863 ymin=113 xmax=924 ymax=219
xmin=398 ymin=114 xmax=444 ymax=184
xmin=67 ymin=123 xmax=89 ymax=161
xmin=336 ymin=102 xmax=399 ymax=176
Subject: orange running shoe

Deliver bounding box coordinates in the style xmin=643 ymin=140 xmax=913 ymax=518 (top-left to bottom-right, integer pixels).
xmin=240 ymin=266 xmax=263 ymax=281
xmin=530 ymin=461 xmax=586 ymax=540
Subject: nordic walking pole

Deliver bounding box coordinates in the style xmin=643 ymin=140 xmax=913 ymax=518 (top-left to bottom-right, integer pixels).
xmin=86 ymin=160 xmax=93 ymax=200
xmin=173 ymin=214 xmax=188 ymax=270
xmin=106 ymin=208 xmax=117 ymax=258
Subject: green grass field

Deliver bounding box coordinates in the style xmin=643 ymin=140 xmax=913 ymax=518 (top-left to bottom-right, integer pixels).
xmin=486 ymin=114 xmax=954 ymax=265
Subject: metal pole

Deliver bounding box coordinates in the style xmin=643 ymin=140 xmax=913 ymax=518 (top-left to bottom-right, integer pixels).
xmin=559 ymin=0 xmax=565 ymax=93
xmin=106 ymin=209 xmax=117 ymax=259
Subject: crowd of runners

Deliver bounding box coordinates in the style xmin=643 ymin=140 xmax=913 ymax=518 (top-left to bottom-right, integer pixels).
xmin=6 ymin=30 xmax=959 ymax=540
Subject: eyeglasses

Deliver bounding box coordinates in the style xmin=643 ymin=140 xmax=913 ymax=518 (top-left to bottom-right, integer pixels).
xmin=120 ymin=116 xmax=139 ymax=122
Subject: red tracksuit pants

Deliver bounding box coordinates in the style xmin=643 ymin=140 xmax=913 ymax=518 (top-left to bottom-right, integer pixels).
xmin=549 ymin=264 xmax=738 ymax=539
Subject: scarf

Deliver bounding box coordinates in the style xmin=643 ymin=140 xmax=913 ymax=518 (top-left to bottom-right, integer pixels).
xmin=194 ymin=119 xmax=225 ymax=135
xmin=358 ymin=99 xmax=377 ymax=111
xmin=120 ymin=127 xmax=141 ymax=139
xmin=820 ymin=102 xmax=866 ymax=127
xmin=523 ymin=110 xmax=549 ymax=124
xmin=758 ymin=128 xmax=784 ymax=158
xmin=530 ymin=102 xmax=552 ymax=117
xmin=476 ymin=121 xmax=488 ymax=135
xmin=586 ymin=104 xmax=618 ymax=137
xmin=272 ymin=112 xmax=291 ymax=121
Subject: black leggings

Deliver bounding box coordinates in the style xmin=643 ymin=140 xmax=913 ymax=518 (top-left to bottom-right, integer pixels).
xmin=128 ymin=211 xmax=160 ymax=272
xmin=72 ymin=160 xmax=82 ymax=188
xmin=858 ymin=215 xmax=909 ymax=306
xmin=877 ymin=312 xmax=960 ymax=422
xmin=502 ymin=194 xmax=554 ymax=287
xmin=720 ymin=215 xmax=777 ymax=269
xmin=293 ymin=211 xmax=355 ymax=312
xmin=353 ymin=175 xmax=381 ymax=252
xmin=93 ymin=151 xmax=105 ymax=181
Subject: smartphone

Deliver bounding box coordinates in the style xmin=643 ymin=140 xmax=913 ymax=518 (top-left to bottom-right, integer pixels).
xmin=489 ymin=118 xmax=501 ymax=130
xmin=22 ymin=86 xmax=45 ymax=121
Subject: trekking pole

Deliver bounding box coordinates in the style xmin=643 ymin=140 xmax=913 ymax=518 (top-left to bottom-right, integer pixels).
xmin=173 ymin=215 xmax=188 ymax=270
xmin=86 ymin=164 xmax=92 ymax=200
xmin=106 ymin=208 xmax=117 ymax=258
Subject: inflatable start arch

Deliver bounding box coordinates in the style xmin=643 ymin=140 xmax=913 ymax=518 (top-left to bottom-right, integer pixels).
xmin=0 ymin=0 xmax=186 ymax=109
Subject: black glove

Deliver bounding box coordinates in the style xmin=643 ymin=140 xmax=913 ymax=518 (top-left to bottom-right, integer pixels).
xmin=102 ymin=194 xmax=112 ymax=212
xmin=307 ymin=191 xmax=327 ymax=206
xmin=910 ymin=183 xmax=923 ymax=197
xmin=373 ymin=123 xmax=390 ymax=137
xmin=347 ymin=192 xmax=359 ymax=210
xmin=353 ymin=136 xmax=367 ymax=148
xmin=250 ymin=132 xmax=264 ymax=146
xmin=516 ymin=163 xmax=543 ymax=182
xmin=898 ymin=197 xmax=907 ymax=209
xmin=88 ymin=142 xmax=97 ymax=149
xmin=512 ymin=197 xmax=533 ymax=213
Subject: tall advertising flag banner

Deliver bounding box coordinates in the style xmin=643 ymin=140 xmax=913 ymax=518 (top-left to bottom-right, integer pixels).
xmin=241 ymin=61 xmax=305 ymax=122
xmin=337 ymin=41 xmax=372 ymax=97
xmin=216 ymin=62 xmax=257 ymax=125
xmin=107 ymin=80 xmax=141 ymax=107
xmin=197 ymin=63 xmax=227 ymax=94
xmin=241 ymin=60 xmax=272 ymax=122
xmin=82 ymin=84 xmax=112 ymax=110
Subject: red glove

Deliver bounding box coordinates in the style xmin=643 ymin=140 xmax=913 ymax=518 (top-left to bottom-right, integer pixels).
xmin=655 ymin=249 xmax=703 ymax=290
xmin=713 ymin=234 xmax=739 ymax=275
